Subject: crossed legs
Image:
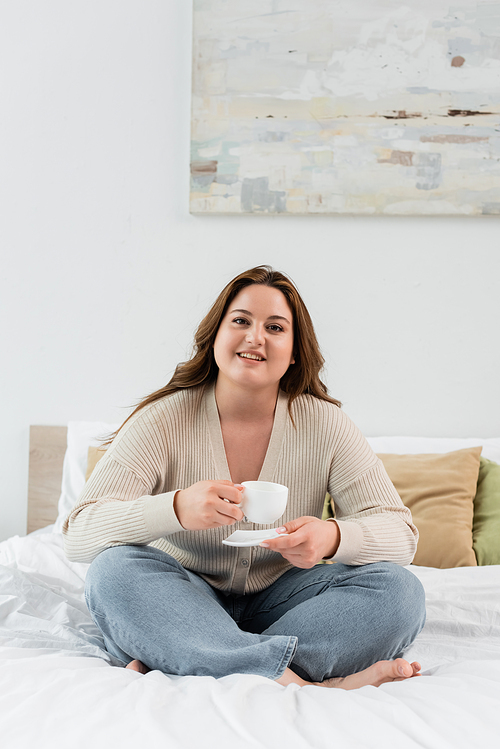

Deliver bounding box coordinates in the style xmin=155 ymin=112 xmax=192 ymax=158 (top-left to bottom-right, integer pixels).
xmin=85 ymin=546 xmax=426 ymax=688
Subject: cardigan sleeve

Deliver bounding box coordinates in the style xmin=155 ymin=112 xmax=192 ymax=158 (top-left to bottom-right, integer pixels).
xmin=326 ymin=411 xmax=418 ymax=566
xmin=62 ymin=404 xmax=184 ymax=564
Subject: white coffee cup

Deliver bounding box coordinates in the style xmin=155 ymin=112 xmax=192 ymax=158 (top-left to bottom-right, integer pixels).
xmin=239 ymin=481 xmax=288 ymax=525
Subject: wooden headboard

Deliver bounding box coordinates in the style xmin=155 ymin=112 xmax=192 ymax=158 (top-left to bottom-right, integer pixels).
xmin=27 ymin=426 xmax=67 ymax=533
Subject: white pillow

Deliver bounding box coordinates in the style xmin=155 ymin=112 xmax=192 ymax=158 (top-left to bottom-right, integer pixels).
xmin=367 ymin=436 xmax=500 ymax=464
xmin=53 ymin=421 xmax=118 ymax=532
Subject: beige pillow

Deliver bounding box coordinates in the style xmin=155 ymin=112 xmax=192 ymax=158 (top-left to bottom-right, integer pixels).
xmin=378 ymin=447 xmax=482 ymax=568
xmin=85 ymin=445 xmax=107 ymax=481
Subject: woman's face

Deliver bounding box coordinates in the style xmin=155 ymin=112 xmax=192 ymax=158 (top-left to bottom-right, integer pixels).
xmin=213 ymin=284 xmax=295 ymax=396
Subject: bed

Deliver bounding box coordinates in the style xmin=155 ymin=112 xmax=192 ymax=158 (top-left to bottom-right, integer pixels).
xmin=1 ymin=424 xmax=500 ymax=748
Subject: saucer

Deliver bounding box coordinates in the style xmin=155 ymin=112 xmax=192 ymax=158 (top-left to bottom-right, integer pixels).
xmin=222 ymin=529 xmax=288 ymax=547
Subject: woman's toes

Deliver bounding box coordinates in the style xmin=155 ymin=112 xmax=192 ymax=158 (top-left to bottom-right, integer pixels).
xmin=395 ymin=658 xmax=414 ymax=678
xmin=394 ymin=659 xmax=422 ymax=679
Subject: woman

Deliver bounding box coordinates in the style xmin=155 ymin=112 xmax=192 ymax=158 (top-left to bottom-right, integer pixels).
xmin=64 ymin=266 xmax=425 ymax=689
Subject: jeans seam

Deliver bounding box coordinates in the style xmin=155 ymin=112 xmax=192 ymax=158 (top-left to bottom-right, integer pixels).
xmin=84 ymin=590 xmax=105 ymax=620
xmin=269 ymin=636 xmax=298 ymax=681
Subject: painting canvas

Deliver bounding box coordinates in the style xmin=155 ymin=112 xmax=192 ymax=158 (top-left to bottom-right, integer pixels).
xmin=190 ymin=0 xmax=500 ymax=215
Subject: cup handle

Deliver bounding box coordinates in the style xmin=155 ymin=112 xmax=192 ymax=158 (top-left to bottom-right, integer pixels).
xmin=222 ymin=498 xmax=245 ymax=520
xmin=223 ymin=499 xmax=242 ymax=508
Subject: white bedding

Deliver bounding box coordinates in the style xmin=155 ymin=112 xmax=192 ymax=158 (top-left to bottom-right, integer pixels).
xmin=1 ymin=531 xmax=500 ymax=749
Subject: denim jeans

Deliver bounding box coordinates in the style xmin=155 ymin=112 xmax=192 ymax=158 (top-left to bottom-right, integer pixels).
xmin=84 ymin=545 xmax=426 ymax=682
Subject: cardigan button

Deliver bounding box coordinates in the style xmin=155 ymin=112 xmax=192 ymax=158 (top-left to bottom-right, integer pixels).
xmin=240 ymin=559 xmax=249 ymax=567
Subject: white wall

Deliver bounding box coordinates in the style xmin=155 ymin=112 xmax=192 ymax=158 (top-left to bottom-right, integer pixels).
xmin=1 ymin=1 xmax=499 ymax=541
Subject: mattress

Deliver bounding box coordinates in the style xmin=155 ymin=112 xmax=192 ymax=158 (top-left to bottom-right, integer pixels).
xmin=1 ymin=529 xmax=499 ymax=748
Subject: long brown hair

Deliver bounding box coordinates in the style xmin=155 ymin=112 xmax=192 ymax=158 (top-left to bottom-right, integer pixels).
xmin=107 ymin=266 xmax=340 ymax=442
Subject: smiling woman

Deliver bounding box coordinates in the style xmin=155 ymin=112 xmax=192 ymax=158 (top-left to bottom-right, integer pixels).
xmin=63 ymin=265 xmax=425 ymax=691
xmin=213 ymin=284 xmax=296 ymax=398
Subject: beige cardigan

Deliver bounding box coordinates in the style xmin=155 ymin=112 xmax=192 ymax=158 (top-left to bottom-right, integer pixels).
xmin=63 ymin=384 xmax=418 ymax=594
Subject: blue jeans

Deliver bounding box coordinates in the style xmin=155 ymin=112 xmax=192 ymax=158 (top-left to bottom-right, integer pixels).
xmin=85 ymin=545 xmax=426 ymax=682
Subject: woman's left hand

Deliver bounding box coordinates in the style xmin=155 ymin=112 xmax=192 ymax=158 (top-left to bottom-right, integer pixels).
xmin=260 ymin=516 xmax=340 ymax=568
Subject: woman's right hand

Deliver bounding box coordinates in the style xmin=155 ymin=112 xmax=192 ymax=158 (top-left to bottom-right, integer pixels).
xmin=173 ymin=481 xmax=245 ymax=531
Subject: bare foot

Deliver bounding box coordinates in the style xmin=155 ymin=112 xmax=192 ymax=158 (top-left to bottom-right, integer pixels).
xmin=125 ymin=659 xmax=151 ymax=675
xmin=276 ymin=659 xmax=421 ymax=690
xmin=317 ymin=659 xmax=421 ymax=690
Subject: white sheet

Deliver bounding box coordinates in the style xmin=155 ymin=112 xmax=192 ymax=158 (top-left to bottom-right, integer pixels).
xmin=1 ymin=532 xmax=499 ymax=749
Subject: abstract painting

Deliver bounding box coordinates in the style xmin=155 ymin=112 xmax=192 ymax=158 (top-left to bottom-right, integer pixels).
xmin=190 ymin=0 xmax=500 ymax=215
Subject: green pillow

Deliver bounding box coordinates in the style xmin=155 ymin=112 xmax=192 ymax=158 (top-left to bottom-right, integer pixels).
xmin=322 ymin=493 xmax=334 ymax=521
xmin=473 ymin=457 xmax=500 ymax=565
